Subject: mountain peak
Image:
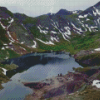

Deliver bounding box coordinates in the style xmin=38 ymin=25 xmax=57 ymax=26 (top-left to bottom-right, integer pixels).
xmin=94 ymin=1 xmax=100 ymax=7
xmin=56 ymin=9 xmax=72 ymax=15
xmin=0 ymin=6 xmax=7 ymax=10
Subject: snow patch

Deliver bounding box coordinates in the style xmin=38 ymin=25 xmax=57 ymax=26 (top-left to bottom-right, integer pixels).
xmin=85 ymin=24 xmax=92 ymax=32
xmin=82 ymin=24 xmax=85 ymax=28
xmin=7 ymin=31 xmax=15 ymax=43
xmin=11 ymin=48 xmax=14 ymax=50
xmin=21 ymin=41 xmax=25 ymax=44
xmin=84 ymin=14 xmax=88 ymax=17
xmin=85 ymin=25 xmax=98 ymax=32
xmin=36 ymin=38 xmax=54 ymax=45
xmin=51 ymin=36 xmax=59 ymax=42
xmin=59 ymin=30 xmax=70 ymax=42
xmin=93 ymin=7 xmax=100 ymax=16
xmin=3 ymin=43 xmax=7 ymax=45
xmin=51 ymin=31 xmax=57 ymax=34
xmin=1 ymin=68 xmax=7 ymax=75
xmin=94 ymin=48 xmax=100 ymax=51
xmin=5 ymin=57 xmax=9 ymax=60
xmin=62 ymin=27 xmax=71 ymax=38
xmin=51 ymin=21 xmax=59 ymax=29
xmin=37 ymin=26 xmax=48 ymax=34
xmin=97 ymin=18 xmax=100 ymax=24
xmin=79 ymin=15 xmax=84 ymax=18
xmin=8 ymin=18 xmax=14 ymax=24
xmin=0 ymin=22 xmax=6 ymax=29
xmin=94 ymin=7 xmax=100 ymax=15
xmin=79 ymin=21 xmax=86 ymax=31
xmin=31 ymin=41 xmax=37 ymax=48
xmin=20 ymin=46 xmax=26 ymax=51
xmin=86 ymin=19 xmax=90 ymax=21
xmin=7 ymin=24 xmax=11 ymax=29
xmin=93 ymin=10 xmax=97 ymax=16
xmin=92 ymin=80 xmax=100 ymax=88
xmin=71 ymin=23 xmax=83 ymax=33
xmin=91 ymin=26 xmax=97 ymax=28
xmin=9 ymin=42 xmax=12 ymax=45
xmin=79 ymin=14 xmax=88 ymax=18
xmin=63 ymin=32 xmax=70 ymax=38
xmin=5 ymin=46 xmax=9 ymax=49
xmin=7 ymin=18 xmax=14 ymax=29
xmin=1 ymin=47 xmax=5 ymax=50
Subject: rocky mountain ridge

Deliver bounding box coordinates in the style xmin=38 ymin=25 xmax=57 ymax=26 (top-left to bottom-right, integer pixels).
xmin=0 ymin=2 xmax=100 ymax=60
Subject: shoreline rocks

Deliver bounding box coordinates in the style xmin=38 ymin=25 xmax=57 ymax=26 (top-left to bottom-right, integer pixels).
xmin=24 ymin=72 xmax=89 ymax=99
xmin=23 ymin=82 xmax=50 ymax=90
xmin=74 ymin=50 xmax=100 ymax=66
xmin=24 ymin=64 xmax=100 ymax=100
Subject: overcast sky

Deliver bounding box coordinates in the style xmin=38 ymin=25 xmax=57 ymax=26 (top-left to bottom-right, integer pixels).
xmin=0 ymin=0 xmax=100 ymax=17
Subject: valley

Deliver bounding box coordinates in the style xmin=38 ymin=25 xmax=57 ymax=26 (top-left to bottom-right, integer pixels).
xmin=0 ymin=1 xmax=100 ymax=100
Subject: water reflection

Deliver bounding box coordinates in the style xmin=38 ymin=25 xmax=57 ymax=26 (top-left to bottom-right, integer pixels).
xmin=0 ymin=52 xmax=81 ymax=100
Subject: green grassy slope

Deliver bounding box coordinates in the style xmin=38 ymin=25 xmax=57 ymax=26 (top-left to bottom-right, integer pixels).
xmin=36 ymin=31 xmax=100 ymax=54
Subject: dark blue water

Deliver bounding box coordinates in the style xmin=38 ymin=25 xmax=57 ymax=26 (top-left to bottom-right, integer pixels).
xmin=0 ymin=52 xmax=82 ymax=100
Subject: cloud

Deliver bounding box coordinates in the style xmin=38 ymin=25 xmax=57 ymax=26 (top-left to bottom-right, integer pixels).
xmin=0 ymin=0 xmax=55 ymax=7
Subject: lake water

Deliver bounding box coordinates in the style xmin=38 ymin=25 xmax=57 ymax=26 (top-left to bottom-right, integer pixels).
xmin=0 ymin=52 xmax=82 ymax=100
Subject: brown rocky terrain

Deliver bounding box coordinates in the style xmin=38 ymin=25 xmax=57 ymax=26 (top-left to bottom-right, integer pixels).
xmin=23 ymin=62 xmax=100 ymax=100
xmin=74 ymin=50 xmax=100 ymax=66
xmin=24 ymin=72 xmax=88 ymax=100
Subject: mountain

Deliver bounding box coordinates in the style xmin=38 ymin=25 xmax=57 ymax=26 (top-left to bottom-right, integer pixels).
xmin=0 ymin=2 xmax=100 ymax=60
xmin=56 ymin=9 xmax=73 ymax=15
xmin=56 ymin=9 xmax=82 ymax=15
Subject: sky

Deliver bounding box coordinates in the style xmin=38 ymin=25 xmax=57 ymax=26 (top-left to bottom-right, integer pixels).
xmin=0 ymin=0 xmax=100 ymax=17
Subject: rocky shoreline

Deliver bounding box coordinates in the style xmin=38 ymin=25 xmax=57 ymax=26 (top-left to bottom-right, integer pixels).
xmin=23 ymin=67 xmax=100 ymax=100
xmin=74 ymin=49 xmax=100 ymax=66
xmin=23 ymin=50 xmax=100 ymax=100
xmin=0 ymin=63 xmax=18 ymax=90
